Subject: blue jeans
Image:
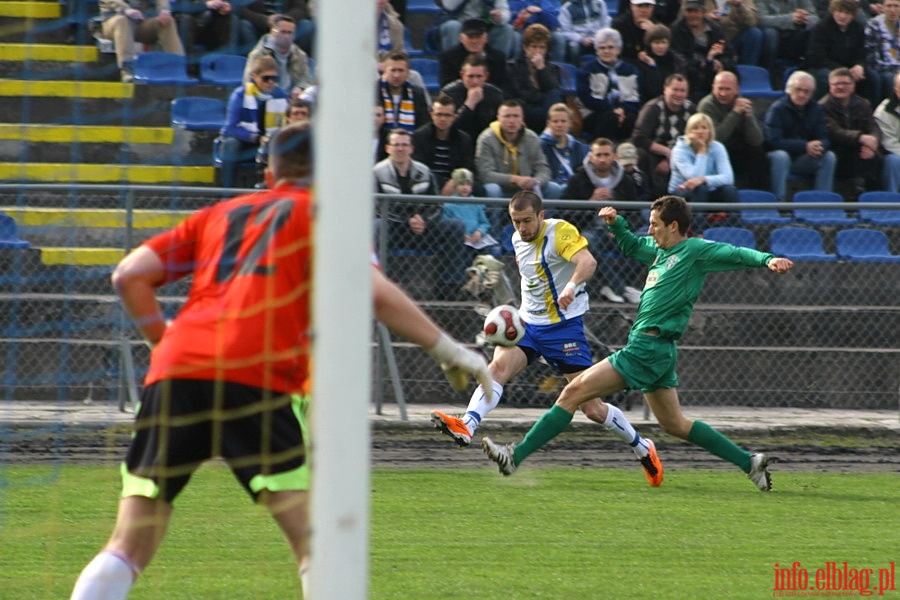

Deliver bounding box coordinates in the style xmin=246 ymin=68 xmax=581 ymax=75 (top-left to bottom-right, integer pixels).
xmin=767 ymin=150 xmax=836 ymax=201
xmin=732 ymin=27 xmax=762 ymax=66
xmin=219 ymin=136 xmax=257 ymax=188
xmin=884 ymin=153 xmax=900 ymax=192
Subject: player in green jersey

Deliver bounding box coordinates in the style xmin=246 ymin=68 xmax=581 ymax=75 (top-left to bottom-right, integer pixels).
xmin=483 ymin=195 xmax=794 ymax=491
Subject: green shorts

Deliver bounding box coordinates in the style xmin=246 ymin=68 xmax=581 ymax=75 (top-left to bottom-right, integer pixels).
xmin=608 ymin=331 xmax=679 ymax=393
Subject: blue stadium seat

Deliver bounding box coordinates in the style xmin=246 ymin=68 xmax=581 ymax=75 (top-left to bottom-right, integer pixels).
xmin=0 ymin=214 xmax=31 ymax=249
xmin=791 ymin=191 xmax=858 ymax=226
xmin=132 ymin=52 xmax=198 ymax=85
xmin=406 ymin=0 xmax=442 ymax=14
xmin=606 ymin=0 xmax=620 ymax=16
xmin=199 ymin=54 xmax=246 ymax=87
xmin=736 ymin=65 xmax=782 ymax=99
xmin=769 ymin=227 xmax=837 ymax=262
xmin=857 ymin=191 xmax=900 ymax=226
xmin=409 ymin=58 xmax=440 ymax=93
xmin=703 ymin=226 xmax=757 ymax=249
xmin=171 ymin=97 xmax=226 ymax=131
xmin=404 ymin=28 xmax=424 ymax=58
xmin=835 ymin=229 xmax=900 ymax=263
xmin=737 ymin=189 xmax=791 ymax=226
xmin=553 ymin=61 xmax=577 ymax=96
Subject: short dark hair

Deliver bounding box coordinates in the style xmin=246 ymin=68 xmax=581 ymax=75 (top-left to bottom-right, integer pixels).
xmin=829 ymin=0 xmax=858 ymax=13
xmin=650 ymin=195 xmax=691 ymax=235
xmin=499 ymin=98 xmax=523 ymax=111
xmin=288 ymin=98 xmax=312 ymax=115
xmin=643 ymin=24 xmax=671 ymax=46
xmin=387 ymin=128 xmax=413 ymax=144
xmin=270 ymin=121 xmax=312 ymax=180
xmin=664 ymin=73 xmax=688 ymax=88
xmin=269 ymin=14 xmax=296 ymax=28
xmin=462 ymin=55 xmax=489 ymax=71
xmin=509 ymin=190 xmax=542 ymax=214
xmin=432 ymin=93 xmax=457 ymax=110
xmin=383 ymin=50 xmax=410 ymax=64
xmin=591 ymin=137 xmax=615 ymax=148
xmin=828 ymin=67 xmax=854 ymax=83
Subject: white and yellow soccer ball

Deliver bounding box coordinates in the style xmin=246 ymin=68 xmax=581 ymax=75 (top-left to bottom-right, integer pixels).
xmin=482 ymin=304 xmax=525 ymax=347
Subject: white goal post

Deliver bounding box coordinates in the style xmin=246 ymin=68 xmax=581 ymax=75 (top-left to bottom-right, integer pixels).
xmin=310 ymin=1 xmax=376 ymax=598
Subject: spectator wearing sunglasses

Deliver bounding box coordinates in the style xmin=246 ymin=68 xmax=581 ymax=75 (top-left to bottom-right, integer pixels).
xmin=244 ymin=14 xmax=314 ymax=98
xmin=219 ymin=56 xmax=290 ymax=188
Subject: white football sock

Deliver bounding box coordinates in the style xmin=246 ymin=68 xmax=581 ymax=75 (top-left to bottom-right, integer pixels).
xmin=71 ymin=550 xmax=137 ymax=600
xmin=299 ymin=559 xmax=309 ymax=599
xmin=603 ymin=404 xmax=649 ymax=458
xmin=461 ymin=380 xmax=504 ymax=435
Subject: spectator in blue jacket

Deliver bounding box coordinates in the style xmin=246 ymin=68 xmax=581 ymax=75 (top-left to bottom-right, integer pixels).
xmin=764 ymin=69 xmax=835 ymax=201
xmin=219 ymin=55 xmax=290 ymax=188
xmin=578 ymin=27 xmax=642 ymax=142
xmin=669 ymin=113 xmax=738 ymax=231
xmin=540 ymin=103 xmax=590 ymax=189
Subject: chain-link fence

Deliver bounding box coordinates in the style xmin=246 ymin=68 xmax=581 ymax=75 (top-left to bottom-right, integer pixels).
xmin=1 ymin=185 xmax=898 ymax=411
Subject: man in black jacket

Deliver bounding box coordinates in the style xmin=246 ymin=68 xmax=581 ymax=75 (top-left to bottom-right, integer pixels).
xmin=563 ymin=138 xmax=643 ymax=304
xmin=413 ymin=94 xmax=480 ymax=195
xmin=439 ymin=55 xmax=505 ymax=152
xmin=439 ymin=18 xmax=509 ymax=89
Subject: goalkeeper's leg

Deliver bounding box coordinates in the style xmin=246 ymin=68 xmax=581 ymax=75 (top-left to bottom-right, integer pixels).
xmin=265 ymin=490 xmax=310 ymax=597
xmin=71 ymin=496 xmax=172 ymax=599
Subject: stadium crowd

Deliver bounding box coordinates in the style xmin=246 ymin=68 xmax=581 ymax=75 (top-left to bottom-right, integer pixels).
xmin=87 ymin=0 xmax=900 ymax=297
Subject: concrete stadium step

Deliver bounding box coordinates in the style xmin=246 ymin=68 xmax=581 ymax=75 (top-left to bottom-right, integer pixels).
xmin=3 ymin=81 xmax=232 ymax=127
xmin=1 ymin=293 xmax=183 ymax=340
xmin=0 ymin=162 xmax=214 ymax=184
xmin=3 ymin=206 xmax=192 ymax=247
xmin=0 ymin=43 xmax=97 ymax=62
xmin=699 ymin=265 xmax=900 ymax=307
xmin=385 ymin=344 xmax=900 ymax=410
xmin=0 ymin=1 xmax=61 ymax=19
xmin=420 ymin=302 xmax=900 ymax=350
xmin=0 ymin=337 xmax=148 ymax=402
xmin=0 ymin=187 xmax=225 ymax=210
xmin=0 ymin=249 xmax=193 ymax=294
xmin=0 ymin=124 xmax=177 ymax=164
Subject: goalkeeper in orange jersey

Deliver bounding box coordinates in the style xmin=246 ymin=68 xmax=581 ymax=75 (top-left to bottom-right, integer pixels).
xmin=70 ymin=122 xmax=491 ymax=600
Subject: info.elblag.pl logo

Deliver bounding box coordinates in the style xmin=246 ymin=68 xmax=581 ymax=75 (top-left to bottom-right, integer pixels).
xmin=773 ymin=561 xmax=896 ymax=597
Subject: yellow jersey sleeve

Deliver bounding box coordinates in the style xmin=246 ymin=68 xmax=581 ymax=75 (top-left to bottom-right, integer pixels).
xmin=553 ymin=220 xmax=589 ymax=262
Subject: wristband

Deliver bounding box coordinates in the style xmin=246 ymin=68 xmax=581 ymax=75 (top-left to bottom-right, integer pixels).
xmin=564 ymin=281 xmax=577 ymax=293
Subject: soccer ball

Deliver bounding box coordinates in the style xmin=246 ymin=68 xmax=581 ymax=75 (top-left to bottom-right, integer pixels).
xmin=482 ymin=305 xmax=525 ymax=347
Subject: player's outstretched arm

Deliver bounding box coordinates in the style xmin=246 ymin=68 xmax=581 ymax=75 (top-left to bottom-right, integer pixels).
xmin=112 ymin=246 xmax=168 ymax=346
xmin=767 ymin=257 xmax=794 ymax=273
xmin=372 ymin=267 xmax=493 ymax=398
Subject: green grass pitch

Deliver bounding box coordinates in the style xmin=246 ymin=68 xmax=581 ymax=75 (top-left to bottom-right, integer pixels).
xmin=1 ymin=465 xmax=898 ymax=599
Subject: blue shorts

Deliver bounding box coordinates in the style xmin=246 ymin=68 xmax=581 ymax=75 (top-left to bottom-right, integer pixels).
xmin=519 ymin=316 xmax=593 ymax=374
xmin=608 ymin=331 xmax=679 ymax=392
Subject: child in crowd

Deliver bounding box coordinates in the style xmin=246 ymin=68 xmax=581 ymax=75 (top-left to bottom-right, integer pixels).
xmin=636 ymin=24 xmax=687 ymax=103
xmin=442 ymin=168 xmax=501 ymax=258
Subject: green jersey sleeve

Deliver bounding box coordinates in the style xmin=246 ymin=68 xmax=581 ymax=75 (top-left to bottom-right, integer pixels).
xmin=608 ymin=215 xmax=658 ymax=266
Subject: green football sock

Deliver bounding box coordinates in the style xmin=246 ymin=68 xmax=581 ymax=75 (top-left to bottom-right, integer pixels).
xmin=688 ymin=420 xmax=752 ymax=472
xmin=513 ymin=404 xmax=574 ymax=466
